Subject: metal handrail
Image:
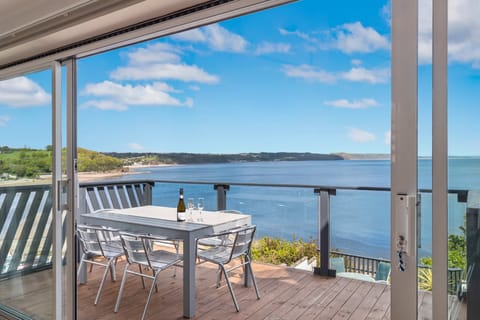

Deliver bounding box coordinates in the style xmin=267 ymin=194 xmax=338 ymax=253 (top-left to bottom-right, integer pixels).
xmin=148 ymin=179 xmax=468 ymax=201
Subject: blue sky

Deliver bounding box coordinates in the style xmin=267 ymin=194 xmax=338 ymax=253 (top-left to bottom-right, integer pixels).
xmin=0 ymin=0 xmax=479 ymax=156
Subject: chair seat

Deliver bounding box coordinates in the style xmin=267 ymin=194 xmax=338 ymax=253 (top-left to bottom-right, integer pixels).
xmin=197 ymin=246 xmax=232 ymax=264
xmin=149 ymin=250 xmax=182 ymax=268
xmin=198 ymin=237 xmax=224 ymax=247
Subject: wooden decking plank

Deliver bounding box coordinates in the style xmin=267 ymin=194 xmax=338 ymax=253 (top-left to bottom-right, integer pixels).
xmin=348 ymin=283 xmax=387 ymax=320
xmin=298 ymin=276 xmax=354 ymax=320
xmin=221 ymin=267 xmax=310 ymax=320
xmin=279 ymin=275 xmax=339 ymax=320
xmin=332 ymin=280 xmax=376 ymax=320
xmin=365 ymin=285 xmax=390 ymax=319
xmin=195 ymin=263 xmax=281 ymax=319
xmin=288 ymin=277 xmax=340 ymax=320
xmin=418 ymin=290 xmax=432 ymax=320
xmin=313 ymin=278 xmax=363 ymax=319
xmin=238 ymin=269 xmax=313 ymax=320
xmin=259 ymin=272 xmax=329 ymax=320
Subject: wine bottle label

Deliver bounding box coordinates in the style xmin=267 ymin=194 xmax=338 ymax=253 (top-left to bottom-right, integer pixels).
xmin=177 ymin=210 xmax=186 ymax=221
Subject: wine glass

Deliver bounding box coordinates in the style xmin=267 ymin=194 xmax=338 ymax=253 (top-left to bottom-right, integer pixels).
xmin=187 ymin=198 xmax=195 ymax=219
xmin=197 ymin=198 xmax=204 ymax=215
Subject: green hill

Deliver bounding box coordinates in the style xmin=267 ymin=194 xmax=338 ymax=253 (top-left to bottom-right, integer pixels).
xmin=0 ymin=146 xmax=124 ymax=179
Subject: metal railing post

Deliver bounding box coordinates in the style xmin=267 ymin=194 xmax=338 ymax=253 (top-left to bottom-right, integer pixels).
xmin=144 ymin=182 xmax=153 ymax=205
xmin=313 ymin=188 xmax=336 ymax=277
xmin=214 ymin=184 xmax=230 ymax=211
xmin=466 ymin=190 xmax=480 ymax=319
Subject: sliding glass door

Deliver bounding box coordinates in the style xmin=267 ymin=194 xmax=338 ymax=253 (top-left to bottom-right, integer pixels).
xmin=0 ymin=62 xmax=75 ymax=319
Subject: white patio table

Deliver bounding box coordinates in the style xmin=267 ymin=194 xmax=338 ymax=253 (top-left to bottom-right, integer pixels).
xmin=78 ymin=205 xmax=251 ymax=318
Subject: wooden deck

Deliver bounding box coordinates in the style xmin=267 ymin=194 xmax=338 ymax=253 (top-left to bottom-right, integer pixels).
xmin=77 ymin=261 xmax=395 ymax=320
xmin=0 ymin=262 xmax=398 ymax=320
xmin=0 ymin=258 xmax=440 ymax=320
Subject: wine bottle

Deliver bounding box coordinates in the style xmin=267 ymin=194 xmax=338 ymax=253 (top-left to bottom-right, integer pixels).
xmin=177 ymin=188 xmax=186 ymax=222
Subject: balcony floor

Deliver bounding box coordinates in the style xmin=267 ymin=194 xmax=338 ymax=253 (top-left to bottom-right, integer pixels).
xmin=1 ymin=259 xmax=441 ymax=320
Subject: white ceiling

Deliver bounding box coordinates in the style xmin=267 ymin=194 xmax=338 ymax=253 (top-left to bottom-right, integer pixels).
xmin=0 ymin=0 xmax=209 ymax=68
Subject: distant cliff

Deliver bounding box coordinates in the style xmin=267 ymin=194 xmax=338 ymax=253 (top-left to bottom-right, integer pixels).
xmin=105 ymin=152 xmax=344 ymax=165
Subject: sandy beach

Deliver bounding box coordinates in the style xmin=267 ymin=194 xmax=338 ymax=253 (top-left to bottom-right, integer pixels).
xmin=0 ymin=164 xmax=175 ymax=187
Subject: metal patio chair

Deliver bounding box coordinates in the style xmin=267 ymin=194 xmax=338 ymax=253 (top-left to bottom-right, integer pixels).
xmin=114 ymin=233 xmax=182 ymax=320
xmin=77 ymin=225 xmax=124 ymax=305
xmin=197 ymin=210 xmax=244 ymax=248
xmin=196 ymin=225 xmax=260 ymax=312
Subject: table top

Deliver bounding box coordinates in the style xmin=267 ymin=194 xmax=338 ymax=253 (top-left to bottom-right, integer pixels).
xmin=79 ymin=205 xmax=251 ymax=234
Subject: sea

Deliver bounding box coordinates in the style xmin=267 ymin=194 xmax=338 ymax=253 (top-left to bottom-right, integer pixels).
xmin=117 ymin=158 xmax=480 ymax=260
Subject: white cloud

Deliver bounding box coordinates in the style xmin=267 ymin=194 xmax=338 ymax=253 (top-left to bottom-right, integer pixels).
xmin=340 ymin=67 xmax=390 ymax=84
xmin=325 ymin=22 xmax=390 ymax=53
xmin=82 ymin=100 xmax=128 ymax=111
xmin=171 ymin=28 xmax=206 ymax=43
xmin=283 ymin=64 xmax=389 ymax=84
xmin=384 ymin=130 xmax=391 ymax=145
xmin=381 ymin=2 xmax=392 ymax=27
xmin=280 ymin=23 xmax=389 ymax=54
xmin=254 ymin=42 xmax=291 ymax=55
xmin=351 ymin=59 xmax=363 ymax=66
xmin=348 ymin=127 xmax=376 ymax=143
xmin=127 ymin=43 xmax=181 ymax=65
xmin=279 ymin=28 xmax=318 ymax=43
xmin=128 ymin=143 xmax=144 ymax=150
xmin=324 ymin=98 xmax=380 ymax=109
xmin=172 ymin=24 xmax=247 ymax=52
xmin=82 ymin=81 xmax=193 ymax=111
xmin=0 ymin=77 xmax=50 ymax=107
xmin=189 ymin=85 xmax=200 ymax=91
xmin=0 ymin=115 xmax=10 ymax=127
xmin=282 ymin=64 xmax=336 ymax=83
xmin=111 ymin=42 xmax=219 ymax=83
xmin=419 ymin=0 xmax=480 ymax=68
xmin=111 ymin=63 xmax=219 ymax=83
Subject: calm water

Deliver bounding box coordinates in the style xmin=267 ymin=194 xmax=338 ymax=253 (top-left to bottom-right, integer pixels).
xmin=119 ymin=158 xmax=479 ymax=259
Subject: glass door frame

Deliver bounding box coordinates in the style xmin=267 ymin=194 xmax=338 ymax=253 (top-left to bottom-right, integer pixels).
xmin=391 ymin=0 xmax=449 ymax=319
xmin=431 ymin=0 xmax=448 ymax=319
xmin=391 ymin=1 xmax=419 ymax=319
xmin=0 ymin=61 xmax=76 ymax=320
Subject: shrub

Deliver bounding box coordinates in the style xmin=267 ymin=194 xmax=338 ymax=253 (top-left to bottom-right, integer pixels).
xmin=251 ymin=236 xmax=317 ymax=266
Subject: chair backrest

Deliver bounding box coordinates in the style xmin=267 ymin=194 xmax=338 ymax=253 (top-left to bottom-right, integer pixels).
xmin=375 ymin=262 xmax=391 ymax=281
xmin=330 ymin=257 xmax=346 ymax=273
xmin=77 ymin=226 xmax=103 ymax=256
xmin=229 ymin=225 xmax=256 ymax=261
xmin=120 ymin=234 xmax=150 ymax=267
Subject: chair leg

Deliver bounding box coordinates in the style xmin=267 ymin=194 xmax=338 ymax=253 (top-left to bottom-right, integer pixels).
xmin=77 ymin=255 xmax=86 ymax=279
xmin=138 ymin=264 xmax=146 ymax=289
xmin=221 ymin=265 xmax=240 ymax=312
xmin=246 ymin=258 xmax=260 ymax=299
xmin=114 ymin=264 xmax=130 ymax=312
xmin=142 ymin=272 xmax=160 ymax=320
xmin=109 ymin=261 xmax=116 ymax=282
xmin=216 ymin=266 xmax=223 ymax=288
xmin=94 ymin=261 xmax=111 ymax=305
xmin=173 ymin=241 xmax=179 ymax=277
